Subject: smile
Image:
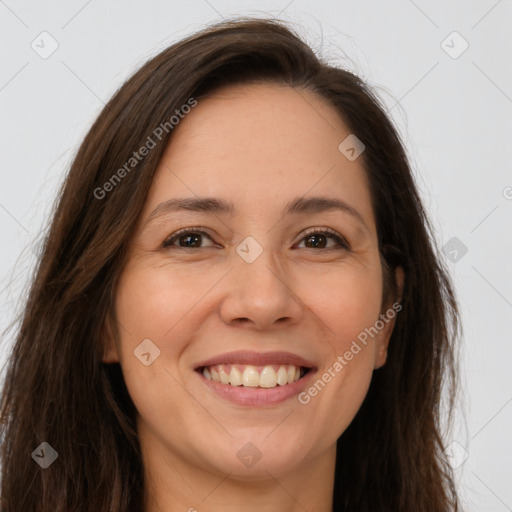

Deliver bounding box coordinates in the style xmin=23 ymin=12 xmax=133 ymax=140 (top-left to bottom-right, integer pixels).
xmin=198 ymin=363 xmax=310 ymax=388
xmin=193 ymin=350 xmax=317 ymax=406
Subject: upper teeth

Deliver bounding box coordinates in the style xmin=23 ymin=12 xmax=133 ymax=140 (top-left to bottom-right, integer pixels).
xmin=202 ymin=364 xmax=303 ymax=388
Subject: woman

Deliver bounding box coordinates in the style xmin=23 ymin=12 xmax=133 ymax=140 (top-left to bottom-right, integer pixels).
xmin=0 ymin=17 xmax=461 ymax=512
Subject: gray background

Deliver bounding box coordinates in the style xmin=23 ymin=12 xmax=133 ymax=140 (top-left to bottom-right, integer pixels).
xmin=1 ymin=1 xmax=511 ymax=510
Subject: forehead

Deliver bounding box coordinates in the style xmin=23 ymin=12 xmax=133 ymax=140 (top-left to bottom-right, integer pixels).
xmin=165 ymin=82 xmax=348 ymax=169
xmin=141 ymin=82 xmax=375 ymax=231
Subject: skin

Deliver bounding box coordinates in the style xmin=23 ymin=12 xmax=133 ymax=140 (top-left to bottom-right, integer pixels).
xmin=102 ymin=82 xmax=404 ymax=512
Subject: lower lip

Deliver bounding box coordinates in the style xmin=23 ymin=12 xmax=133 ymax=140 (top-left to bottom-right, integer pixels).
xmin=196 ymin=369 xmax=316 ymax=406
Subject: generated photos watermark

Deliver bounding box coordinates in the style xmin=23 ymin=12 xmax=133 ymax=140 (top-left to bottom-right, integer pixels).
xmin=93 ymin=97 xmax=198 ymax=200
xmin=298 ymin=301 xmax=402 ymax=404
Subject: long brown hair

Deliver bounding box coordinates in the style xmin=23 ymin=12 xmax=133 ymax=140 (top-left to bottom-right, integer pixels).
xmin=0 ymin=17 xmax=461 ymax=511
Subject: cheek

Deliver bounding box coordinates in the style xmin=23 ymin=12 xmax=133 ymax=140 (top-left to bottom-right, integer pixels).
xmin=112 ymin=268 xmax=200 ymax=435
xmin=293 ymin=260 xmax=382 ymax=421
xmin=112 ymin=262 xmax=223 ymax=412
xmin=115 ymin=254 xmax=384 ymax=370
xmin=297 ymin=271 xmax=381 ymax=439
xmin=296 ymin=260 xmax=383 ymax=348
xmin=114 ymin=264 xmax=208 ymax=351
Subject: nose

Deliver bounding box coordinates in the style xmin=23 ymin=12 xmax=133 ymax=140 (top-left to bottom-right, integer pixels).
xmin=219 ymin=241 xmax=303 ymax=330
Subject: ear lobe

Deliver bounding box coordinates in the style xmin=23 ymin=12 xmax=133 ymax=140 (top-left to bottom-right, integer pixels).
xmin=100 ymin=313 xmax=119 ymax=363
xmin=374 ymin=265 xmax=405 ymax=370
xmin=373 ymin=328 xmax=391 ymax=370
xmin=374 ymin=347 xmax=388 ymax=369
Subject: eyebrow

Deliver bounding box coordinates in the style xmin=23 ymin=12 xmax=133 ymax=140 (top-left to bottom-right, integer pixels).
xmin=144 ymin=196 xmax=369 ymax=231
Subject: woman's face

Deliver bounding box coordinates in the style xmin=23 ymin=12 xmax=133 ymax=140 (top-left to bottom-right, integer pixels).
xmin=103 ymin=83 xmax=401 ymax=480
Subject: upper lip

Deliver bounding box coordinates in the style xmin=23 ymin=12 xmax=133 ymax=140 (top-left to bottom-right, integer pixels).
xmin=194 ymin=350 xmax=317 ymax=370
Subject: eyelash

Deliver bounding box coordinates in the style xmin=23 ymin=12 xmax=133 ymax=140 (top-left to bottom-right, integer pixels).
xmin=162 ymin=226 xmax=350 ymax=251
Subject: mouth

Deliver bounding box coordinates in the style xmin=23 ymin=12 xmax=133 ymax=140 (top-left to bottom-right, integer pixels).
xmin=193 ymin=350 xmax=317 ymax=405
xmin=195 ymin=363 xmax=313 ymax=388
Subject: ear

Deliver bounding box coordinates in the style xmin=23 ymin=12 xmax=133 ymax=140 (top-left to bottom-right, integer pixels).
xmin=100 ymin=313 xmax=120 ymax=363
xmin=374 ymin=265 xmax=405 ymax=369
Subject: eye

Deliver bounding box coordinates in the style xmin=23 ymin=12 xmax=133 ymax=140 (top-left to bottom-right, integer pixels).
xmin=162 ymin=227 xmax=350 ymax=251
xmin=163 ymin=227 xmax=216 ymax=249
xmin=295 ymin=227 xmax=350 ymax=250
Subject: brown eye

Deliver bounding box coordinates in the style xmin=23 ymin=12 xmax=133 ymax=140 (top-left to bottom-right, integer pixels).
xmin=162 ymin=227 xmax=350 ymax=251
xmin=296 ymin=228 xmax=350 ymax=250
xmin=163 ymin=229 xmax=215 ymax=249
